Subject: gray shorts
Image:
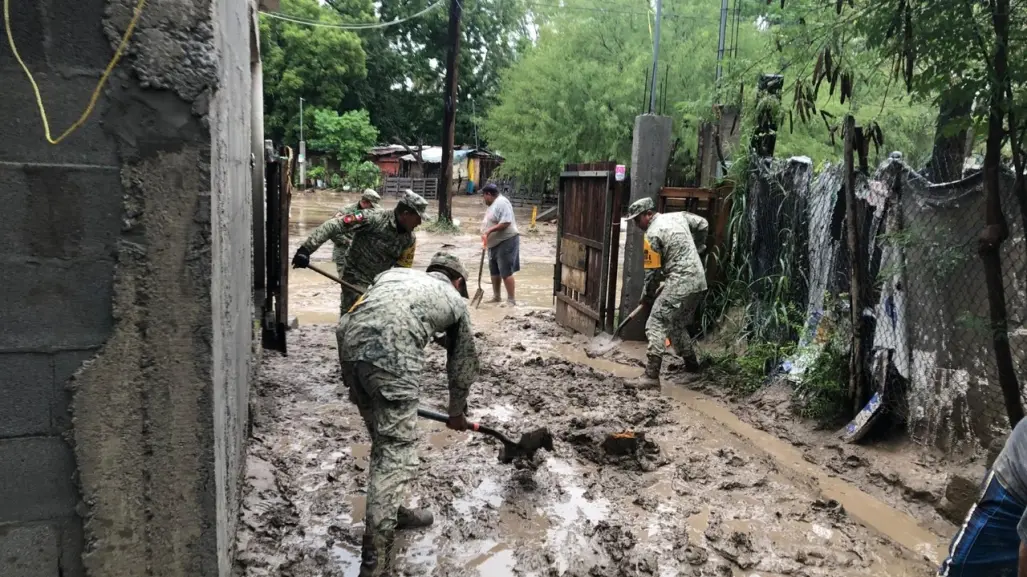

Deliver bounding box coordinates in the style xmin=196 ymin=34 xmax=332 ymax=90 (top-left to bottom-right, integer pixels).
xmin=488 ymin=235 xmax=521 ymax=278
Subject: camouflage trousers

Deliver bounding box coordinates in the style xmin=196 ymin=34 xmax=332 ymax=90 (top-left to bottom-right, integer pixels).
xmin=340 ymin=361 xmax=419 ymax=535
xmin=645 ymin=290 xmax=703 ymax=360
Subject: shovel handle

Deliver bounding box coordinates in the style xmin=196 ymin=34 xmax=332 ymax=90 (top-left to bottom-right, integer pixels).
xmin=613 ymin=302 xmax=647 ymax=336
xmin=416 ymin=407 xmax=516 ymax=446
xmin=307 ymin=263 xmax=366 ymax=295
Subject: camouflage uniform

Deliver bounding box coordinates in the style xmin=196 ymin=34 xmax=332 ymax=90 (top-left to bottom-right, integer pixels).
xmin=300 ymin=190 xmax=425 ymax=315
xmin=330 ymin=189 xmax=382 ymax=277
xmin=626 ymin=198 xmax=708 ymax=376
xmin=620 ymin=195 xmax=710 ymax=379
xmin=337 ymin=260 xmax=477 ymax=544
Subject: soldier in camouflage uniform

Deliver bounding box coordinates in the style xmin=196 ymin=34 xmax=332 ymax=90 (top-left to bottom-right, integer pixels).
xmin=625 ymin=197 xmax=709 ymax=388
xmin=331 ymin=188 xmax=382 ymax=277
xmin=292 ymin=190 xmax=427 ymax=315
xmin=337 ymin=251 xmax=478 ymax=577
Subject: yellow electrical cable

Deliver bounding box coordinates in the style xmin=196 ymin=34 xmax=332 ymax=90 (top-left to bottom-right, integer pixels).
xmin=3 ymin=0 xmax=147 ymax=145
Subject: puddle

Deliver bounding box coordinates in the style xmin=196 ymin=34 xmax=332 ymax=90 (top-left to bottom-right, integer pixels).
xmin=453 ymin=478 xmax=505 ymax=515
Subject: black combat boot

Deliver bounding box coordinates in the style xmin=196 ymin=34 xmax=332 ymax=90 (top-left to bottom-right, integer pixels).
xmin=628 ymin=355 xmax=662 ymax=389
xmin=682 ymin=352 xmax=702 ymax=373
xmin=359 ymin=530 xmax=396 ymax=577
xmin=396 ymin=505 xmax=434 ymax=530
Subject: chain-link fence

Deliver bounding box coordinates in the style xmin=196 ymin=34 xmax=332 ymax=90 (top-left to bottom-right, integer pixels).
xmin=733 ymin=151 xmax=1026 ymax=456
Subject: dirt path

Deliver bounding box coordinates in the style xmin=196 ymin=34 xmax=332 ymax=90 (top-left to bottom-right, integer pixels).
xmin=235 ymin=191 xmax=950 ymax=576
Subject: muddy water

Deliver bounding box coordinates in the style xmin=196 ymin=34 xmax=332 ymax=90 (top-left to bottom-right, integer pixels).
xmin=237 ymin=311 xmax=941 ymax=577
xmin=288 ymin=191 xmax=560 ymax=325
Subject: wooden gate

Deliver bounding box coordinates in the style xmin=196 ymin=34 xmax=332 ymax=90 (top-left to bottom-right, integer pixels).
xmin=553 ymin=162 xmax=624 ymax=335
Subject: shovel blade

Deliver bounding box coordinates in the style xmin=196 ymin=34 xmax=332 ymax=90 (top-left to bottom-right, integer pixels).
xmin=586 ymin=332 xmax=622 ymax=358
xmin=471 ymin=288 xmax=484 ymax=309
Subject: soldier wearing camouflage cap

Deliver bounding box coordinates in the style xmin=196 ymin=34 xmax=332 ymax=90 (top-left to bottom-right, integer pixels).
xmin=326 ymin=189 xmax=383 ymax=284
xmin=625 ymin=197 xmax=709 ymax=388
xmin=337 ymin=251 xmax=478 ymax=576
xmin=292 ymin=189 xmax=427 ymax=315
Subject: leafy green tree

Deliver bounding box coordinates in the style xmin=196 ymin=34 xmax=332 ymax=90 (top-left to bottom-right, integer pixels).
xmin=260 ymin=0 xmax=372 ymax=145
xmin=309 ymin=108 xmax=379 ymax=166
xmin=340 ymin=0 xmax=529 ymax=148
xmin=484 ymin=0 xmax=938 ymax=182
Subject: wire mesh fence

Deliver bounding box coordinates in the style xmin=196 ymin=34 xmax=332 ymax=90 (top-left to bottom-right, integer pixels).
xmin=729 ymin=148 xmax=1026 ymax=456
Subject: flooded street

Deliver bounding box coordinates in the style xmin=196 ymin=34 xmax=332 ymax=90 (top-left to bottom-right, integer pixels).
xmin=234 ymin=191 xmax=947 ymax=577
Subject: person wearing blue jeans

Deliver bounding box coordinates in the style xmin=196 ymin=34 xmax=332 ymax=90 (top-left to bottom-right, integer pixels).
xmin=938 ymin=417 xmax=1027 ymax=576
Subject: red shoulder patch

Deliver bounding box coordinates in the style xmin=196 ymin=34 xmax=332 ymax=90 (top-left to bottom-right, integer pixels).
xmin=343 ymin=215 xmax=354 ymax=224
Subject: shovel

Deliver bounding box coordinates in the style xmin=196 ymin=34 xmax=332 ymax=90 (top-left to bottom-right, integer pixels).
xmin=307 ymin=263 xmax=366 ymax=295
xmin=417 ymin=407 xmax=553 ymax=464
xmin=469 ymin=244 xmax=486 ymax=309
xmin=586 ymin=302 xmax=647 ymax=358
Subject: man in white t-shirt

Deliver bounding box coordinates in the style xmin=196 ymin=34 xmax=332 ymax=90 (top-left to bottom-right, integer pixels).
xmin=480 ymin=183 xmax=520 ymax=305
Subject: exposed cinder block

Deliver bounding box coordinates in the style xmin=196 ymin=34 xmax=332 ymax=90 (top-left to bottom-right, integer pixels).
xmin=0 ymin=522 xmax=60 ymax=577
xmin=0 ymin=72 xmax=119 ymax=166
xmin=0 ymin=1 xmax=45 ymax=72
xmin=47 ymin=0 xmax=113 ymax=71
xmin=0 ymin=259 xmax=114 ymax=351
xmin=0 ymin=354 xmax=53 ymax=438
xmin=0 ymin=437 xmax=77 ymax=522
xmin=0 ymin=165 xmax=122 ymax=260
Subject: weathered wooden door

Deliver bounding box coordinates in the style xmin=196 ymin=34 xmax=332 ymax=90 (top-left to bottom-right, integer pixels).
xmin=553 ymin=162 xmax=624 ymax=335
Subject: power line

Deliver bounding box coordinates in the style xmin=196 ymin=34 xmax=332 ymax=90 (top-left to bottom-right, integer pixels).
xmin=523 ymin=2 xmax=723 ymax=21
xmin=259 ymin=2 xmax=443 ymax=30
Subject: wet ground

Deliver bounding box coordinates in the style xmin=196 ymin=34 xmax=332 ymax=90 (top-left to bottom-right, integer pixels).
xmin=234 ymin=191 xmax=952 ymax=577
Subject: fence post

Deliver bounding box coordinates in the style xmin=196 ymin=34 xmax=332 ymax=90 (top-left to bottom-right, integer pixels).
xmin=843 ymin=115 xmax=868 ymax=416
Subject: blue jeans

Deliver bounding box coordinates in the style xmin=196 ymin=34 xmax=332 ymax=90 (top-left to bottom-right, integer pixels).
xmin=938 ymin=470 xmax=1025 ymax=577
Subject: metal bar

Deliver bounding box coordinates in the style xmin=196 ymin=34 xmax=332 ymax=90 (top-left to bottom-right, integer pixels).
xmin=553 ymin=174 xmax=566 ymax=299
xmin=606 ymin=177 xmax=624 ymax=334
xmin=598 ymin=170 xmax=614 ymax=331
xmin=649 ymin=0 xmax=663 ymax=113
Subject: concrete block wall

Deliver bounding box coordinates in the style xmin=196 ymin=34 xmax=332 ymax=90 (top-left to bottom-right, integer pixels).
xmin=0 ymin=0 xmax=257 ymax=575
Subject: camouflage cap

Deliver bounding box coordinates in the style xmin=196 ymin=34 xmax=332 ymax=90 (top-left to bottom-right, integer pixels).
xmin=625 ymin=197 xmax=656 ymax=221
xmin=361 ymin=188 xmax=382 ymax=206
xmin=426 ymin=251 xmax=470 ymax=298
xmin=399 ymin=189 xmax=429 ymax=219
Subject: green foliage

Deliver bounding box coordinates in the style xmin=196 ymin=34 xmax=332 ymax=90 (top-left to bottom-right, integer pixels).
xmin=343 ymin=0 xmax=529 ymax=147
xmin=329 ymin=173 xmax=343 ymax=188
xmin=307 ymin=165 xmax=326 ymax=180
xmin=344 ymin=160 xmax=381 ymax=190
xmin=310 ymin=108 xmax=379 ymax=166
xmin=704 ymin=341 xmax=796 ymax=395
xmin=485 ymin=0 xmax=766 ymax=182
xmin=260 ymin=0 xmax=372 ymax=145
xmin=792 ymin=339 xmax=850 ymax=424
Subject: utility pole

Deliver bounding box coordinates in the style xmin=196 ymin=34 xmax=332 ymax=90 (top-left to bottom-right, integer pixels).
xmin=437 ymin=0 xmax=462 ymax=222
xmin=716 ymin=0 xmax=729 ymax=83
xmin=299 ymin=97 xmax=306 ymax=189
xmin=648 ymin=0 xmax=663 ymax=113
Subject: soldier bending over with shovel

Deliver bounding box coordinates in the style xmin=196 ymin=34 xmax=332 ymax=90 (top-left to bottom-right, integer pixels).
xmin=624 ymin=197 xmax=709 ymax=389
xmin=337 ymin=252 xmax=479 ymax=577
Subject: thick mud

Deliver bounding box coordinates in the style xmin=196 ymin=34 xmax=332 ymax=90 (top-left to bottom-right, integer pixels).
xmin=235 ymin=310 xmax=940 ymax=577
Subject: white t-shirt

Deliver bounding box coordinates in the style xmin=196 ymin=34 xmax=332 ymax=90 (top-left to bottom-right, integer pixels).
xmin=481 ymin=194 xmax=519 ymax=249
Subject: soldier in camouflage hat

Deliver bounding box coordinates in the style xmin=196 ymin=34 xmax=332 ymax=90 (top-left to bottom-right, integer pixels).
xmin=336 ymin=252 xmax=478 ymax=577
xmin=625 ymin=197 xmax=710 ymax=388
xmin=328 ymin=189 xmax=383 ymax=280
xmin=292 ymin=189 xmax=427 ymax=315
